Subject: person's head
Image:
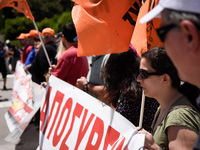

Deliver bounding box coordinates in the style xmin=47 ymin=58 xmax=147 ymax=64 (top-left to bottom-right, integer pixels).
xmin=29 ymin=29 xmax=41 ymax=46
xmin=54 ymin=32 xmax=62 ymax=44
xmin=140 ymin=0 xmax=200 ymax=88
xmin=61 ymin=23 xmax=77 ymax=49
xmin=42 ymin=27 xmax=55 ymax=44
xmin=137 ymin=47 xmax=180 ymax=98
xmin=102 ymin=47 xmax=142 ymax=107
xmin=16 ymin=33 xmax=28 ymax=46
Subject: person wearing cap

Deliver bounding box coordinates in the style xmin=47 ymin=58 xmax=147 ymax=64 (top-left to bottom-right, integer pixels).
xmin=17 ymin=33 xmax=33 ymax=64
xmin=28 ymin=27 xmax=57 ymax=85
xmin=138 ymin=0 xmax=200 ymax=149
xmin=45 ymin=23 xmax=89 ymax=86
xmin=24 ymin=30 xmax=41 ymax=72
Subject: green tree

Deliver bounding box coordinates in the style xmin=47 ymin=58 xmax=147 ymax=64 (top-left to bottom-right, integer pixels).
xmin=27 ymin=0 xmax=73 ymax=21
xmin=54 ymin=11 xmax=73 ymax=33
xmin=2 ymin=10 xmax=73 ymax=41
xmin=2 ymin=17 xmax=34 ymax=40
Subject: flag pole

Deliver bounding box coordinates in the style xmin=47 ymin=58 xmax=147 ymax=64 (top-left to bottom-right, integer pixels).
xmin=32 ymin=20 xmax=51 ymax=67
xmin=139 ymin=91 xmax=145 ymax=128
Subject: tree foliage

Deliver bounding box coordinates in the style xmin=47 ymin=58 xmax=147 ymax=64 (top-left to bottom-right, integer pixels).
xmin=1 ymin=0 xmax=74 ymax=41
xmin=1 ymin=0 xmax=74 ymax=21
xmin=2 ymin=11 xmax=72 ymax=40
xmin=3 ymin=17 xmax=34 ymax=40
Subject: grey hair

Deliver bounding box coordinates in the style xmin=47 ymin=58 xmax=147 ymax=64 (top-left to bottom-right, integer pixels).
xmin=163 ymin=9 xmax=200 ymax=28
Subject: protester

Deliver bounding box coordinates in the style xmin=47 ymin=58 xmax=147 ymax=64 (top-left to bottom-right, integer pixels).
xmin=44 ymin=23 xmax=89 ymax=86
xmin=140 ymin=0 xmax=200 ymax=149
xmin=76 ymin=54 xmax=110 ymax=100
xmin=24 ymin=30 xmax=41 ymax=72
xmin=21 ymin=33 xmax=32 ymax=64
xmin=28 ymin=27 xmax=57 ymax=85
xmin=136 ymin=47 xmax=200 ymax=150
xmin=54 ymin=32 xmax=62 ymax=46
xmin=101 ymin=47 xmax=159 ymax=131
xmin=0 ymin=41 xmax=7 ymax=90
xmin=16 ymin=33 xmax=32 ymax=64
xmin=11 ymin=44 xmax=21 ymax=71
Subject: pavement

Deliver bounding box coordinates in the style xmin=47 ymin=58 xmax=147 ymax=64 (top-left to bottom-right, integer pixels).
xmin=0 ymin=73 xmax=39 ymax=150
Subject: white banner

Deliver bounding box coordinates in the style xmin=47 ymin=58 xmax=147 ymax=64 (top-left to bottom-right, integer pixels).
xmin=4 ymin=61 xmax=46 ymax=144
xmin=39 ymin=75 xmax=145 ymax=150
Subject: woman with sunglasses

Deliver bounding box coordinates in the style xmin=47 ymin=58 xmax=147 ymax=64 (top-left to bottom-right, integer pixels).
xmin=101 ymin=46 xmax=159 ymax=132
xmin=137 ymin=47 xmax=200 ymax=150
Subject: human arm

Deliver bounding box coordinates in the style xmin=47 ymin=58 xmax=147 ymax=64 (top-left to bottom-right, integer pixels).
xmin=76 ymin=77 xmax=106 ymax=99
xmin=138 ymin=106 xmax=199 ymax=150
xmin=24 ymin=64 xmax=32 ymax=73
xmin=167 ymin=125 xmax=198 ymax=150
xmin=139 ymin=126 xmax=198 ymax=150
xmin=43 ymin=65 xmax=56 ymax=82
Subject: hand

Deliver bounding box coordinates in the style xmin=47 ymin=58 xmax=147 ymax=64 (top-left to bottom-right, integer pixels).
xmin=41 ymin=82 xmax=47 ymax=88
xmin=50 ymin=65 xmax=56 ymax=72
xmin=24 ymin=64 xmax=31 ymax=74
xmin=138 ymin=128 xmax=160 ymax=150
xmin=76 ymin=77 xmax=87 ymax=90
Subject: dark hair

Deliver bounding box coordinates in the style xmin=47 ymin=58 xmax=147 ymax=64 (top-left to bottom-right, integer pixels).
xmin=142 ymin=47 xmax=180 ymax=88
xmin=142 ymin=47 xmax=200 ymax=110
xmin=101 ymin=47 xmax=142 ymax=107
xmin=62 ymin=23 xmax=77 ymax=43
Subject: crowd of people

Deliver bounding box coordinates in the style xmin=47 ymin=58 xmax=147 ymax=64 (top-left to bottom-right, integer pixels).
xmin=0 ymin=39 xmax=21 ymax=90
xmin=1 ymin=0 xmax=200 ymax=149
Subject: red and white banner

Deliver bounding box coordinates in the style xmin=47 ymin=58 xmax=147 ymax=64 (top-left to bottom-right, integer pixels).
xmin=39 ymin=76 xmax=145 ymax=149
xmin=5 ymin=61 xmax=45 ymax=144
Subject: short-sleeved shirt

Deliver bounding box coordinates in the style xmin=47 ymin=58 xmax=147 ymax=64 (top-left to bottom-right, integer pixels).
xmin=152 ymin=96 xmax=200 ymax=150
xmin=24 ymin=47 xmax=36 ymax=66
xmin=21 ymin=45 xmax=33 ymax=64
xmin=53 ymin=45 xmax=89 ymax=86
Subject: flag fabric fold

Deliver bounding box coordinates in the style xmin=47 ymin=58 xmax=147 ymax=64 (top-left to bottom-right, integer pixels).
xmin=130 ymin=0 xmax=163 ymax=57
xmin=0 ymin=0 xmax=34 ymax=21
xmin=72 ymin=0 xmax=141 ymax=56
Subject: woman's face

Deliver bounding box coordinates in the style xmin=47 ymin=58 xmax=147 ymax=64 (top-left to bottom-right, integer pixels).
xmin=137 ymin=57 xmax=163 ymax=98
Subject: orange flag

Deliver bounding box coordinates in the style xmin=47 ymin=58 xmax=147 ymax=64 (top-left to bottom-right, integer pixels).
xmin=0 ymin=0 xmax=34 ymax=21
xmin=72 ymin=0 xmax=141 ymax=56
xmin=131 ymin=0 xmax=163 ymax=57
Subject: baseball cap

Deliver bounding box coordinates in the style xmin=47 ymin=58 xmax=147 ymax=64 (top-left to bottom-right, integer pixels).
xmin=42 ymin=28 xmax=55 ymax=36
xmin=29 ymin=29 xmax=41 ymax=38
xmin=16 ymin=33 xmax=29 ymax=40
xmin=140 ymin=0 xmax=200 ymax=24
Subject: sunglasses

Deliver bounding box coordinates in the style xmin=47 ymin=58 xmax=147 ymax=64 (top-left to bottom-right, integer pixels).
xmin=139 ymin=69 xmax=161 ymax=79
xmin=156 ymin=24 xmax=177 ymax=42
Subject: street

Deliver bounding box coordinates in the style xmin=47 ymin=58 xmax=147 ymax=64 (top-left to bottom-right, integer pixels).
xmin=0 ymin=73 xmax=39 ymax=150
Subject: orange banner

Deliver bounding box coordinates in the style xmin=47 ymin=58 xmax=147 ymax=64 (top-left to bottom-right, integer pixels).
xmin=72 ymin=0 xmax=141 ymax=56
xmin=131 ymin=0 xmax=163 ymax=57
xmin=0 ymin=0 xmax=34 ymax=21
